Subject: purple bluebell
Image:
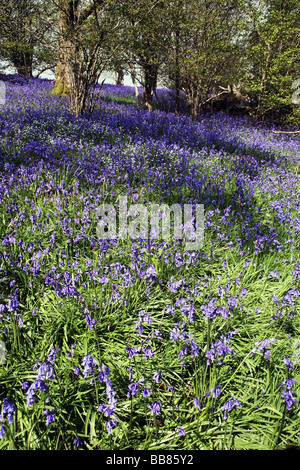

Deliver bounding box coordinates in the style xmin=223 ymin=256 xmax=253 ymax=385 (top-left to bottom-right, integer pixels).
xmin=278 ymin=379 xmax=298 ymax=410
xmin=193 ymin=396 xmax=202 ymax=411
xmin=165 ymin=305 xmax=175 ymax=316
xmin=81 ymin=354 xmax=98 ymax=378
xmin=280 ymin=390 xmax=298 ymax=410
xmin=206 ymin=335 xmax=235 ymax=366
xmin=2 ymin=398 xmax=15 ymax=425
xmin=126 ymin=346 xmax=138 ymax=358
xmin=205 ymin=385 xmax=222 ymax=399
xmin=44 ymin=408 xmax=55 ymax=425
xmin=220 ymin=397 xmax=242 ymax=420
xmin=180 ymin=303 xmax=195 ymax=323
xmin=153 ymin=369 xmax=162 ymax=383
xmin=128 ymin=378 xmax=145 ymax=397
xmin=143 ymin=387 xmax=151 ymax=397
xmin=251 ymin=338 xmax=277 ymax=360
xmin=105 ymin=417 xmax=118 ymax=434
xmin=147 ymin=401 xmax=161 ymax=416
xmin=85 ymin=313 xmax=98 ymax=330
xmin=73 ymin=436 xmax=83 ymax=448
xmin=0 ymin=425 xmax=6 ymax=439
xmin=283 ymin=356 xmax=295 ymax=370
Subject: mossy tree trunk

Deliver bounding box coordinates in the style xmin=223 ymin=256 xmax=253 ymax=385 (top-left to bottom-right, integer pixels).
xmin=51 ymin=4 xmax=72 ymax=97
xmin=51 ymin=1 xmax=116 ymax=115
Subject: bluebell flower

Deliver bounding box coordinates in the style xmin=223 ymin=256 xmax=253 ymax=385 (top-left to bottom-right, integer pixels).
xmin=220 ymin=397 xmax=242 ymax=420
xmin=215 ymin=306 xmax=230 ymax=319
xmin=278 ymin=378 xmax=298 ymax=410
xmin=128 ymin=366 xmax=133 ymax=383
xmin=143 ymin=346 xmax=154 ymax=359
xmin=283 ymin=356 xmax=295 ymax=370
xmin=153 ymin=329 xmax=162 ymax=340
xmin=227 ymin=296 xmax=238 ymax=311
xmin=145 ymin=265 xmax=157 ymax=283
xmin=98 ymin=403 xmax=116 ymax=416
xmin=97 ymin=363 xmax=117 ymax=423
xmin=269 ymin=270 xmax=279 ymax=280
xmin=0 ymin=424 xmax=6 ymax=439
xmin=180 ymin=303 xmax=195 ymax=323
xmin=278 ymin=378 xmax=297 ymax=391
xmin=153 ymin=369 xmax=162 ymax=383
xmin=105 ymin=417 xmax=118 ymax=434
xmin=74 ymin=366 xmax=81 ymax=376
xmin=139 ymin=310 xmax=152 ymax=325
xmin=205 ymin=385 xmax=222 ymax=399
xmin=240 ymin=288 xmax=248 ymax=297
xmin=44 ymin=408 xmax=55 ymax=425
xmin=134 ymin=321 xmax=144 ymax=336
xmin=66 ymin=344 xmax=76 ymax=361
xmin=168 ymin=276 xmax=185 ymax=293
xmin=126 ymin=346 xmax=138 ymax=358
xmin=251 ymin=338 xmax=277 ymax=360
xmin=2 ymin=398 xmax=15 ymax=424
xmin=201 ymin=298 xmax=217 ymax=320
xmin=280 ymin=390 xmax=298 ymax=410
xmin=47 ymin=347 xmax=60 ymax=364
xmin=165 ymin=305 xmax=175 ymax=316
xmin=81 ymin=354 xmax=98 ymax=377
xmin=193 ymin=396 xmax=202 ymax=411
xmin=128 ymin=379 xmax=143 ymax=397
xmin=7 ymin=294 xmax=19 ymax=313
xmin=73 ymin=436 xmax=83 ymax=448
xmin=25 ymin=358 xmax=56 ymax=407
xmin=147 ymin=401 xmax=161 ymax=416
xmin=178 ymin=426 xmax=186 ymax=436
xmin=178 ymin=346 xmax=188 ymax=360
xmin=85 ymin=313 xmax=98 ymax=330
xmin=190 ymin=340 xmax=199 ymax=357
xmin=206 ymin=337 xmax=235 ymax=366
xmin=170 ymin=325 xmax=185 ymax=342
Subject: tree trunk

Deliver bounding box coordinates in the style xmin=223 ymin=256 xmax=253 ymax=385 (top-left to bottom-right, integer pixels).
xmin=115 ymin=69 xmax=124 ymax=85
xmin=129 ymin=68 xmax=139 ymax=98
xmin=185 ymin=82 xmax=201 ymax=120
xmin=142 ymin=63 xmax=158 ymax=111
xmin=12 ymin=48 xmax=33 ymax=77
xmin=52 ymin=7 xmax=71 ymax=97
xmin=256 ymin=41 xmax=272 ymax=116
xmin=174 ymin=23 xmax=180 ymax=116
xmin=51 ymin=0 xmax=109 ymax=115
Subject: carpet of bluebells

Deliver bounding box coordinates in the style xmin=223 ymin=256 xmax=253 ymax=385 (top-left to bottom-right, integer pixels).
xmin=0 ymin=75 xmax=300 ymax=450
